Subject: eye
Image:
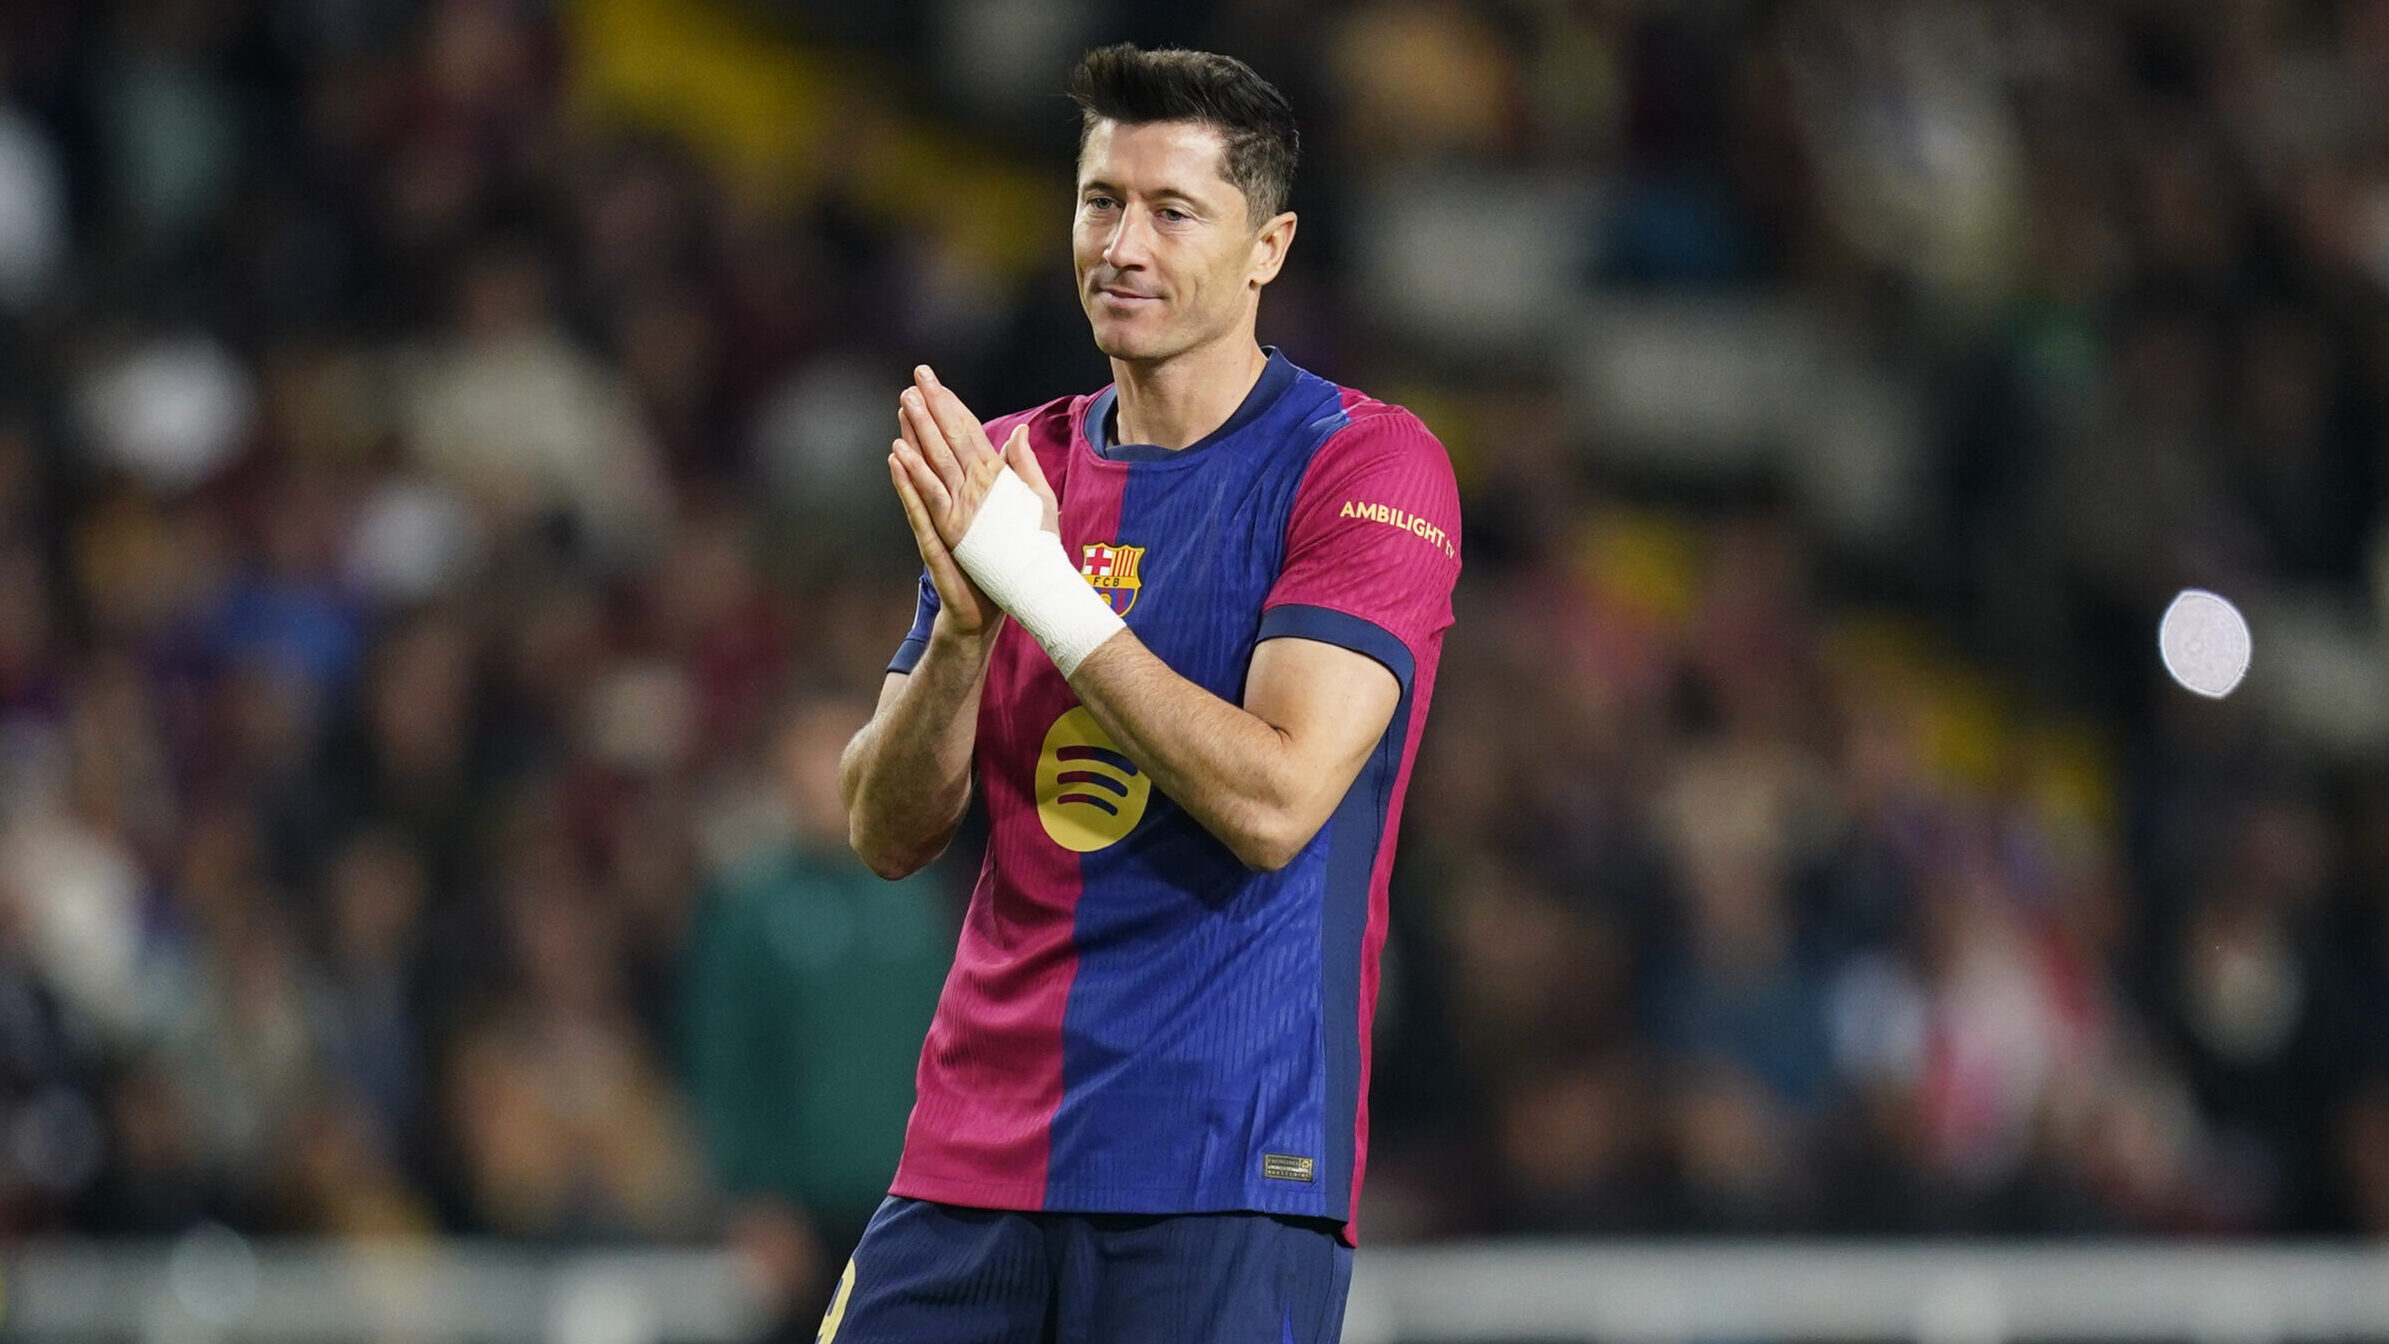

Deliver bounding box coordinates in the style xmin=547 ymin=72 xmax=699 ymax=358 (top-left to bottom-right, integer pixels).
xmin=1158 ymin=207 xmax=1190 ymax=224
xmin=1083 ymin=194 xmax=1118 ymax=212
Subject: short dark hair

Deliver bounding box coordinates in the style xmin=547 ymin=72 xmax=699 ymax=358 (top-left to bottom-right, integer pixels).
xmin=1067 ymin=44 xmax=1299 ymax=224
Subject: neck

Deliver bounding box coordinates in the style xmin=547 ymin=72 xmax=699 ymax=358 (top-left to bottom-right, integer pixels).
xmin=1110 ymin=335 xmax=1269 ymax=451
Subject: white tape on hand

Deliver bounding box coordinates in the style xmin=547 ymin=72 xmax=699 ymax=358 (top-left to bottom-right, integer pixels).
xmin=951 ymin=467 xmax=1124 ymax=677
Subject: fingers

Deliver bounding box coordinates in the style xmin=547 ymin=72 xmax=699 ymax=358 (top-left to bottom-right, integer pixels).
xmin=891 ymin=436 xmax=956 ymax=521
xmin=891 ymin=455 xmax=979 ymax=601
xmin=900 ymin=390 xmax=968 ymax=498
xmin=1004 ymin=424 xmax=1054 ymax=501
xmin=1002 ymin=425 xmax=1060 ymax=534
xmin=893 ymin=438 xmax=973 ymax=554
xmin=896 ymin=370 xmax=1047 ymax=550
xmin=889 ymin=451 xmax=940 ymax=549
xmin=914 ymin=366 xmax=997 ymax=468
xmin=893 ymin=452 xmax=968 ymax=571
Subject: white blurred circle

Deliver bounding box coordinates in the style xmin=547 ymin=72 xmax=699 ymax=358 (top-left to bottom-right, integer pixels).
xmin=346 ymin=478 xmax=481 ymax=603
xmin=2158 ymin=589 xmax=2252 ymax=699
xmin=547 ymin=1267 xmax=654 ymax=1344
xmin=167 ymin=1222 xmax=258 ymax=1324
xmin=76 ymin=333 xmax=255 ymax=492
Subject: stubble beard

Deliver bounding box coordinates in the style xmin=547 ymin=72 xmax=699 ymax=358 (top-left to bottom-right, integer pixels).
xmin=1088 ymin=298 xmax=1237 ymax=368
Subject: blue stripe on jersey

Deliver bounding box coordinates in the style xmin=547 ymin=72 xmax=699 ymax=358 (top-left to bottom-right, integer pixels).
xmin=1048 ymin=364 xmax=1367 ymax=1218
xmin=1257 ymin=603 xmax=1414 ymax=1215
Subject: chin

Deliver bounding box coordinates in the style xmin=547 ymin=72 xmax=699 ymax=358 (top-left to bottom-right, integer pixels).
xmin=1090 ymin=322 xmax=1177 ymax=363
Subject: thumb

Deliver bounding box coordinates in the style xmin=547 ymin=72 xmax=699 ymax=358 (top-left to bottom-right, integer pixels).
xmin=1006 ymin=425 xmax=1057 ymax=506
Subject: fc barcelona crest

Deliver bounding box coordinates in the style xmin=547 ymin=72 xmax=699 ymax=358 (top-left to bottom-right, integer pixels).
xmin=1079 ymin=542 xmax=1145 ymax=617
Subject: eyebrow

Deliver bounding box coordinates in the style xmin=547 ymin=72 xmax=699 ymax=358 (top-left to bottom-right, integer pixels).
xmin=1078 ymin=179 xmax=1212 ymax=209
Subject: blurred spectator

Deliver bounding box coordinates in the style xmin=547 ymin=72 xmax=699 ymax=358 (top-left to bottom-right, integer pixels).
xmin=683 ymin=693 xmax=952 ymax=1330
xmin=2339 ymin=1077 xmax=2389 ymax=1235
xmin=316 ymin=830 xmax=429 ymax=1150
xmin=0 ymin=894 xmax=103 ymax=1232
xmin=395 ymin=243 xmax=669 ymax=565
xmin=444 ymin=823 xmax=704 ymax=1239
xmin=0 ymin=104 xmax=65 ymax=309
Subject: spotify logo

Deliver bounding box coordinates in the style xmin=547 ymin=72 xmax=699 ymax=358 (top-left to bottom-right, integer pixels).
xmin=1035 ymin=707 xmax=1150 ymax=852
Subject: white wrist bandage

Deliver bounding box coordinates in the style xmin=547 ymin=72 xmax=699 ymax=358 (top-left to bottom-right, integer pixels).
xmin=952 ymin=467 xmax=1124 ymax=677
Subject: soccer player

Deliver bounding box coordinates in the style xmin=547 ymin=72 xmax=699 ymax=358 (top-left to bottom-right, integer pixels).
xmin=833 ymin=43 xmax=1460 ymax=1343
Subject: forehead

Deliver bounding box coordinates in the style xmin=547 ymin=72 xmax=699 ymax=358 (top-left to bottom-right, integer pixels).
xmin=1075 ymin=119 xmax=1236 ymax=201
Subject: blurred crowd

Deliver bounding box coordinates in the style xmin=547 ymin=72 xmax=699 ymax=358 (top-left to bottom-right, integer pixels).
xmin=0 ymin=0 xmax=2384 ymax=1313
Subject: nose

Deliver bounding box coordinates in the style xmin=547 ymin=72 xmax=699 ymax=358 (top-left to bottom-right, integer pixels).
xmin=1101 ymin=206 xmax=1155 ymax=271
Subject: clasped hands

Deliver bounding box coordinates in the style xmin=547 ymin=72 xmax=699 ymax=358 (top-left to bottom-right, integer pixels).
xmin=888 ymin=366 xmax=1123 ymax=676
xmin=887 ymin=364 xmax=1059 ymax=635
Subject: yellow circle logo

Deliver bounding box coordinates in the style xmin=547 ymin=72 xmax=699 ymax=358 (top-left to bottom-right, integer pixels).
xmin=1036 ymin=707 xmax=1150 ymax=852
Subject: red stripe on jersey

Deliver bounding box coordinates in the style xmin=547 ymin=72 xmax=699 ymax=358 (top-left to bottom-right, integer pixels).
xmin=890 ymin=396 xmax=1130 ymax=1210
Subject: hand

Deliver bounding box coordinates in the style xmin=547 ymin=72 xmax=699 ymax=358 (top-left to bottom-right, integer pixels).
xmin=887 ymin=448 xmax=1003 ymax=640
xmin=892 ymin=366 xmax=1009 ymax=550
xmin=888 ymin=365 xmax=1062 ymax=641
xmin=886 ymin=365 xmax=1059 ymax=639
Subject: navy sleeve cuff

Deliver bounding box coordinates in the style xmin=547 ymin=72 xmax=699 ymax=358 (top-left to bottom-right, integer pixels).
xmin=888 ymin=570 xmax=942 ymax=675
xmin=1256 ymin=604 xmax=1415 ymax=692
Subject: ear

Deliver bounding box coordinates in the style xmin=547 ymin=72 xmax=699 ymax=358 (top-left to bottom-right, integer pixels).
xmin=1247 ymin=211 xmax=1298 ymax=290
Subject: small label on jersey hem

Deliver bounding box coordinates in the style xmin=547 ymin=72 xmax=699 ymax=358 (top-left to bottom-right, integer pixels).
xmin=1261 ymin=1154 xmax=1316 ymax=1183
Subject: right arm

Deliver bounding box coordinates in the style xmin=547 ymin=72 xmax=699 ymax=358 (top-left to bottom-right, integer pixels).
xmin=838 ymin=617 xmax=996 ymax=880
xmin=839 ymin=424 xmax=1012 ymax=879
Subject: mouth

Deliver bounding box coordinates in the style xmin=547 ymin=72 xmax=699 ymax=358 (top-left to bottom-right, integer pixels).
xmin=1095 ymin=285 xmax=1159 ymax=306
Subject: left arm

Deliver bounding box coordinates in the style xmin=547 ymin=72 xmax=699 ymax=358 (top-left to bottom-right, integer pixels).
xmin=1067 ymin=630 xmax=1398 ymax=871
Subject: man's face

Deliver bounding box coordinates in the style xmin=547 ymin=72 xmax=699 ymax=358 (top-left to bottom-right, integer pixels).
xmin=1073 ymin=119 xmax=1275 ymax=363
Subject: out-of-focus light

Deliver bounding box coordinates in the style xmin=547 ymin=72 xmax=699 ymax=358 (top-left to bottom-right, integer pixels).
xmin=2159 ymin=589 xmax=2252 ymax=699
xmin=74 ymin=334 xmax=255 ymax=494
xmin=547 ymin=1267 xmax=654 ymax=1344
xmin=346 ymin=480 xmax=481 ymax=603
xmin=166 ymin=1222 xmax=258 ymax=1325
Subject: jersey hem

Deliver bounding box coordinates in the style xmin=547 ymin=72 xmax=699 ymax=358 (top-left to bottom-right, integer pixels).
xmin=890 ymin=1173 xmax=1351 ymax=1232
xmin=890 ymin=1189 xmax=1362 ymax=1249
xmin=891 ymin=1172 xmax=1343 ymax=1217
xmin=888 ymin=1171 xmax=1050 ymax=1207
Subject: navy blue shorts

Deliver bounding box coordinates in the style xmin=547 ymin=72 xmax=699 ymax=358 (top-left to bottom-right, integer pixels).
xmin=816 ymin=1196 xmax=1354 ymax=1344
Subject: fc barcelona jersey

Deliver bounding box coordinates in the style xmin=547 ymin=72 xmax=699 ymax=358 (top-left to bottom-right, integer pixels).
xmin=883 ymin=350 xmax=1460 ymax=1240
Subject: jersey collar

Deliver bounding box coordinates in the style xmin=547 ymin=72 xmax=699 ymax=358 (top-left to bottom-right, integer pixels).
xmin=1085 ymin=347 xmax=1299 ymax=463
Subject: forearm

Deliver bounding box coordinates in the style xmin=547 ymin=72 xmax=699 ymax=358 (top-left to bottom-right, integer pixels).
xmin=840 ymin=622 xmax=998 ymax=878
xmin=1067 ymin=633 xmax=1320 ymax=871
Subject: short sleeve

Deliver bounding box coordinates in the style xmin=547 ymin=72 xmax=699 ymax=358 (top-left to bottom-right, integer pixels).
xmin=887 ymin=571 xmax=942 ymax=675
xmin=1259 ymin=407 xmax=1461 ymax=690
